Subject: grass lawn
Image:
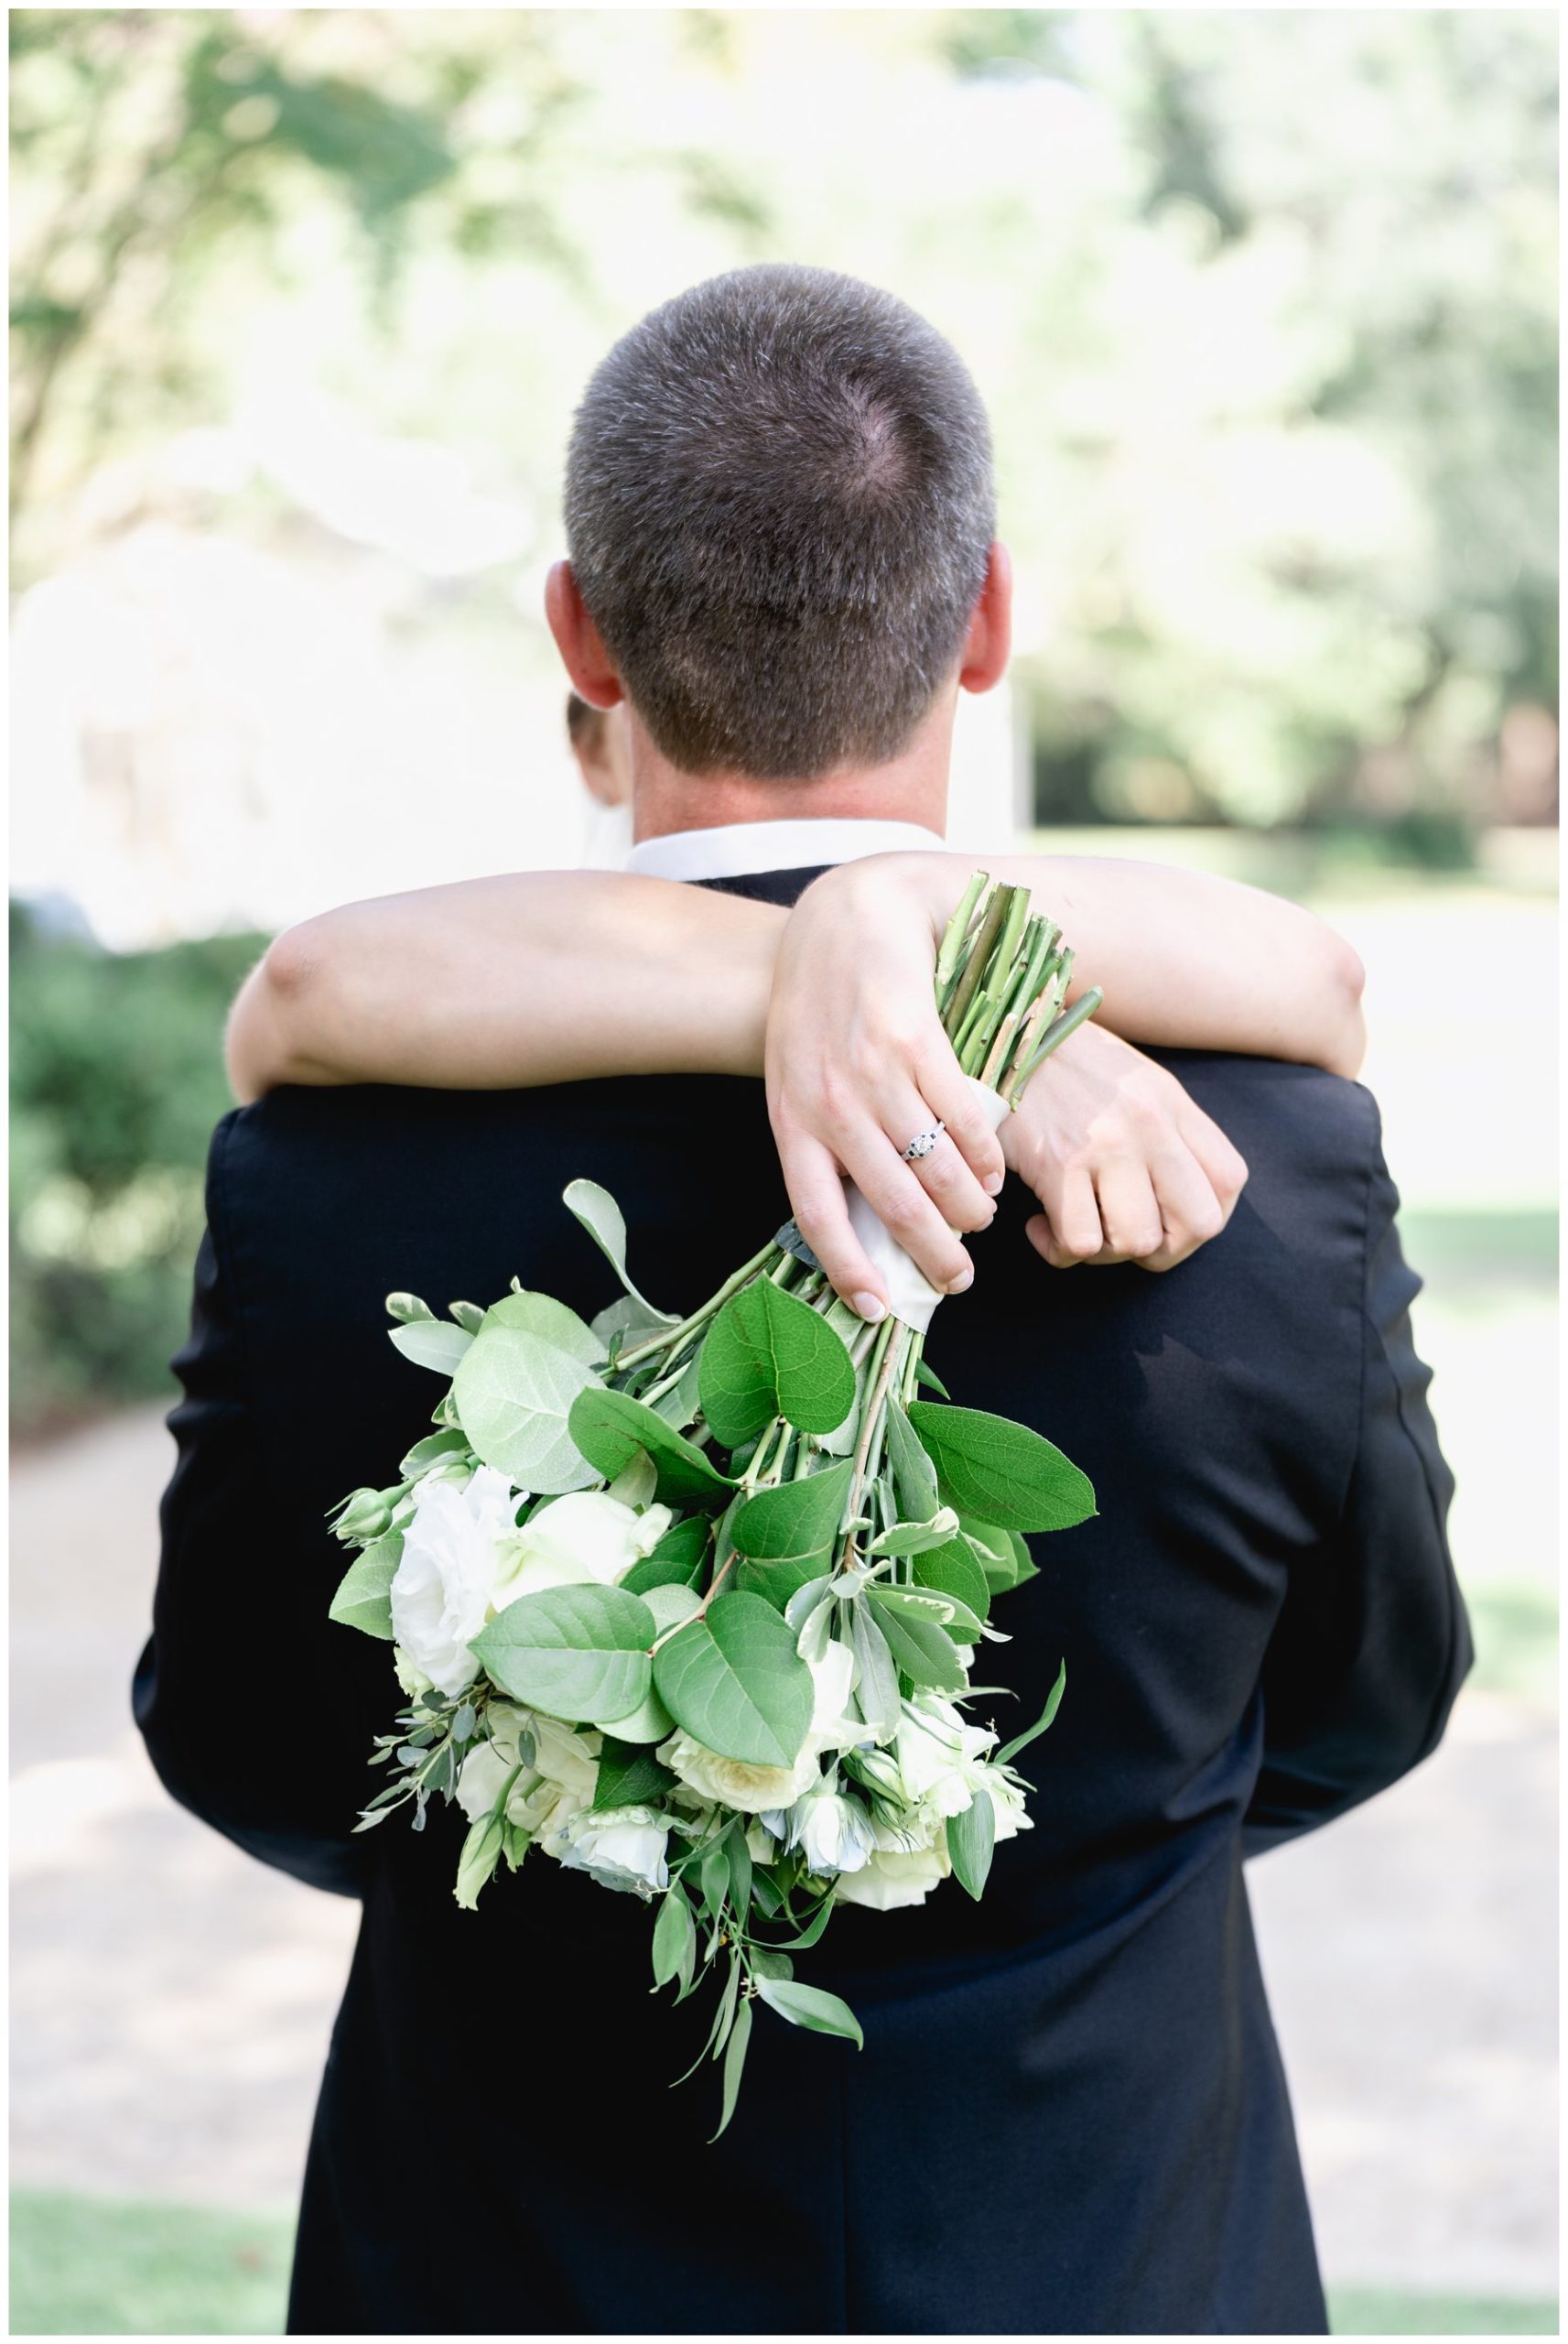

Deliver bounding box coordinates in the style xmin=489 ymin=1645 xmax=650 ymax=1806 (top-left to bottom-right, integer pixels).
xmin=9 ymin=2190 xmax=1560 ymax=2335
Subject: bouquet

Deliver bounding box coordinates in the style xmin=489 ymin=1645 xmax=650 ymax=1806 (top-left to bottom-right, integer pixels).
xmin=328 ymin=874 xmax=1099 ymax=2132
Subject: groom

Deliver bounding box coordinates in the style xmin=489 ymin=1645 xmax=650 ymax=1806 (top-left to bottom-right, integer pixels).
xmin=136 ymin=266 xmax=1467 ymax=2336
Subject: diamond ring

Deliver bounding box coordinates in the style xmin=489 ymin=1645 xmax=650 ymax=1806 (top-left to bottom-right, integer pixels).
xmin=900 ymin=1123 xmax=945 ymax=1163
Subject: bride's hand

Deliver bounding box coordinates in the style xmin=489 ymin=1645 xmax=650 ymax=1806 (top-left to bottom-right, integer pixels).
xmin=1003 ymin=1024 xmax=1249 ymax=1271
xmin=764 ymin=861 xmax=1009 ymax=1318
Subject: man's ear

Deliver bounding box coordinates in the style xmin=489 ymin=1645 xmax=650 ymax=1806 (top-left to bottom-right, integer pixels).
xmin=957 ymin=541 xmax=1012 ymax=696
xmin=546 ymin=561 xmax=625 ymax=710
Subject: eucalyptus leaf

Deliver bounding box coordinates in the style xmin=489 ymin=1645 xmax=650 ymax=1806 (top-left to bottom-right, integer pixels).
xmin=398 ymin=1427 xmax=470 ymax=1480
xmin=453 ymin=1327 xmax=601 ymax=1493
xmin=471 ymin=1583 xmax=654 ymax=1726
xmin=385 ymin=1292 xmax=435 ymax=1324
xmin=699 ymin=1280 xmax=857 ymax=1445
xmin=652 ymin=1592 xmax=815 ymax=1767
xmin=482 ymin=1288 xmax=602 ymax=1365
xmin=389 ymin=1319 xmax=474 ymax=1377
xmin=754 ymin=1978 xmax=863 ymax=2048
xmin=914 ymin=1360 xmax=952 ymax=1400
xmin=593 ymin=1294 xmax=677 ymax=1351
xmin=563 ymin=1178 xmax=676 ymax=1322
xmin=643 ymin=1581 xmax=703 ymax=1633
xmin=568 ymin=1387 xmax=733 ymax=1511
xmin=947 ymin=1787 xmax=996 ymax=1900
xmin=327 ymin=1532 xmax=403 ymax=1639
xmin=595 ymin=1682 xmax=675 ymax=1745
xmin=449 ymin=1299 xmax=487 ymax=1334
xmin=906 ymin=1402 xmax=1097 ymax=1533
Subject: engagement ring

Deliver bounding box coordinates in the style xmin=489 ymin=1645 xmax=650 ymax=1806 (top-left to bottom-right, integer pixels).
xmin=900 ymin=1123 xmax=945 ymax=1162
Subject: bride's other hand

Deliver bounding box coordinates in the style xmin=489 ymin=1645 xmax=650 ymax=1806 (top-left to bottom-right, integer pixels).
xmin=763 ymin=863 xmax=1008 ymax=1318
xmin=1004 ymin=1024 xmax=1248 ymax=1272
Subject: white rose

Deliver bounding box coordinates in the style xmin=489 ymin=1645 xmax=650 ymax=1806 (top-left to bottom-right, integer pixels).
xmin=492 ymin=1492 xmax=673 ymax=1605
xmin=658 ymin=1731 xmax=822 ymax=1815
xmin=858 ymin=1693 xmax=997 ymax=1823
xmin=389 ymin=1466 xmax=523 ymax=1697
xmin=832 ymin=1839 xmax=951 ymax=1911
xmin=457 ymin=1701 xmax=602 ymax=1829
xmin=392 ymin=1646 xmax=433 ymax=1701
xmin=546 ymin=1803 xmax=670 ymax=1896
xmin=785 ymin=1783 xmax=877 ymax=1876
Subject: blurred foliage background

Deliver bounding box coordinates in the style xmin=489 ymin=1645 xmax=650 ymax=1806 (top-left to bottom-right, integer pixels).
xmin=5 ymin=16 xmax=1559 ymax=2333
xmin=7 ymin=5 xmax=1558 ymax=1435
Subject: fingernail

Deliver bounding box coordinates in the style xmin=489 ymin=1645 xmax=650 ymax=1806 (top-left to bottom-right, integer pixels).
xmin=853 ymin=1291 xmax=887 ymax=1323
xmin=983 ymin=1171 xmax=1004 ymax=1196
xmin=946 ymin=1264 xmax=974 ymax=1296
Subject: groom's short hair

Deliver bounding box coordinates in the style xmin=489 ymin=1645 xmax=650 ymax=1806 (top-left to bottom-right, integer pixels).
xmin=564 ymin=265 xmax=995 ymax=779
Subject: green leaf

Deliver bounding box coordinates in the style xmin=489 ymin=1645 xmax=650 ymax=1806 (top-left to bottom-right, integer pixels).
xmin=653 ymin=1592 xmax=815 ymax=1767
xmin=711 ymin=1994 xmax=752 ymax=2141
xmin=597 ymin=1736 xmax=677 ymax=1812
xmin=947 ymin=1788 xmax=996 ymax=1900
xmin=906 ymin=1402 xmax=1096 ymax=1533
xmin=885 ymin=1401 xmax=942 ymax=1521
xmin=864 ymin=1586 xmax=967 ymax=1692
xmin=651 ymin=1888 xmax=696 ymax=1991
xmin=327 ymin=1532 xmax=402 ymax=1639
xmin=913 ymin=1536 xmax=992 ymax=1622
xmin=563 ymin=1178 xmax=676 ymax=1322
xmin=568 ymin=1386 xmax=733 ymax=1511
xmin=731 ymin=1458 xmax=851 ymax=1564
xmin=754 ymin=1978 xmax=863 ymax=2048
xmin=470 ymin=1583 xmax=654 ymax=1727
xmin=914 ymin=1359 xmax=952 ymax=1400
xmin=449 ymin=1300 xmax=487 ymax=1334
xmin=699 ymin=1834 xmax=731 ymax=1924
xmin=398 ymin=1427 xmax=470 ymax=1479
xmin=482 ymin=1288 xmax=601 ymax=1364
xmin=389 ymin=1319 xmax=474 ymax=1377
xmin=849 ymin=1601 xmax=901 ymax=1736
xmin=699 ymin=1281 xmax=857 ymax=1445
xmin=622 ymin=1514 xmax=710 ymax=1595
xmin=386 ymin=1292 xmax=436 ymax=1324
xmin=453 ymin=1326 xmax=601 ymax=1493
xmin=994 ymin=1660 xmax=1067 ymax=1767
xmin=735 ymin=1554 xmax=835 ymax=1611
xmin=643 ymin=1581 xmax=703 ymax=1633
xmin=595 ymin=1682 xmax=675 ymax=1744
xmin=726 ymin=1829 xmax=753 ymax=1919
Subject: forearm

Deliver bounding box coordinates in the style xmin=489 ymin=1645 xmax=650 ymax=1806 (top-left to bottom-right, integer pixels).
xmin=226 ymin=873 xmax=782 ymax=1102
xmin=886 ymin=852 xmax=1367 ymax=1078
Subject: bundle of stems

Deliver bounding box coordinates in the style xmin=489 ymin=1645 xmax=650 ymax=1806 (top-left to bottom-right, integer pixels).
xmin=606 ymin=875 xmax=1102 ymax=1591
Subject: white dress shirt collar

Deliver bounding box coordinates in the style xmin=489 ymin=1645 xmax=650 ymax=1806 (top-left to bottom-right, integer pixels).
xmin=624 ymin=817 xmax=946 ymax=883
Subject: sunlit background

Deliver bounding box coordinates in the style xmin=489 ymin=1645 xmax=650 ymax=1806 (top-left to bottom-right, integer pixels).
xmin=9 ymin=9 xmax=1558 ymax=2336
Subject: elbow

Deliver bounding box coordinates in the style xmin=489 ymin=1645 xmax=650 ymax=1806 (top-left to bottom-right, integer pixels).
xmin=1318 ymin=928 xmax=1368 ymax=1080
xmin=224 ymin=921 xmax=335 ymax=1102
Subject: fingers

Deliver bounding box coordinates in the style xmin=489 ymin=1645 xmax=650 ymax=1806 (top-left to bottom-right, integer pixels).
xmin=848 ymin=1129 xmax=979 ymax=1297
xmin=914 ymin=1045 xmax=1007 ymax=1199
xmin=773 ymin=1127 xmax=889 ymax=1323
xmin=1141 ymin=1140 xmax=1229 ymax=1269
xmin=1177 ymin=1100 xmax=1249 ymax=1215
xmin=1025 ymin=1161 xmax=1104 ymax=1267
xmin=1092 ymin=1157 xmax=1164 ymax=1262
xmin=885 ymin=1083 xmax=998 ymax=1239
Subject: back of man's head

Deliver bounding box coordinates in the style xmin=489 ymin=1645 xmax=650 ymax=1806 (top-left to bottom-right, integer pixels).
xmin=564 ymin=265 xmax=995 ymax=781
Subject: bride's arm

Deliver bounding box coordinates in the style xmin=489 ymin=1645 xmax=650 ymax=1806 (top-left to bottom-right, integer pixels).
xmin=226 ymin=873 xmax=785 ymax=1103
xmin=228 ymin=853 xmax=1362 ymax=1101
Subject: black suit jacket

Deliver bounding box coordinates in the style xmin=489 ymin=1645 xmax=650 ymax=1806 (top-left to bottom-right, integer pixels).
xmin=135 ymin=867 xmax=1468 ymax=2335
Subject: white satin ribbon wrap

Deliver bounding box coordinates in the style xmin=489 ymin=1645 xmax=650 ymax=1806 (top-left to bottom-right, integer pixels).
xmin=845 ymin=1079 xmax=1011 ymax=1334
